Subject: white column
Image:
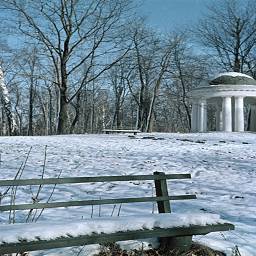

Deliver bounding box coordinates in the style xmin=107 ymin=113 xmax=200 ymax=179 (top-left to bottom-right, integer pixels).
xmin=215 ymin=107 xmax=223 ymax=131
xmin=232 ymin=98 xmax=235 ymax=131
xmin=191 ymin=100 xmax=198 ymax=132
xmin=234 ymin=96 xmax=244 ymax=132
xmin=198 ymin=99 xmax=207 ymax=132
xmin=203 ymin=100 xmax=207 ymax=132
xmin=222 ymin=96 xmax=232 ymax=132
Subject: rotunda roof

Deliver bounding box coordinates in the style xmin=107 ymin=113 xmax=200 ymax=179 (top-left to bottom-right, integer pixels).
xmin=210 ymin=72 xmax=256 ymax=85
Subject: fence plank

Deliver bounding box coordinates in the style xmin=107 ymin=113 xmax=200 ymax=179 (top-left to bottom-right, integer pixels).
xmin=0 ymin=195 xmax=196 ymax=211
xmin=0 ymin=174 xmax=191 ymax=186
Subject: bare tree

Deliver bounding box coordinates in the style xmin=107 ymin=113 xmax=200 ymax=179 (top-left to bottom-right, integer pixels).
xmin=170 ymin=34 xmax=209 ymax=130
xmin=2 ymin=0 xmax=133 ymax=134
xmin=127 ymin=23 xmax=177 ymax=132
xmin=131 ymin=24 xmax=151 ymax=131
xmin=108 ymin=61 xmax=131 ymax=129
xmin=196 ymin=0 xmax=256 ymax=74
xmin=15 ymin=48 xmax=40 ymax=135
xmin=145 ymin=37 xmax=178 ymax=132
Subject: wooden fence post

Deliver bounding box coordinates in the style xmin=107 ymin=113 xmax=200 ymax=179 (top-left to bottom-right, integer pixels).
xmin=154 ymin=171 xmax=192 ymax=252
xmin=154 ymin=171 xmax=171 ymax=213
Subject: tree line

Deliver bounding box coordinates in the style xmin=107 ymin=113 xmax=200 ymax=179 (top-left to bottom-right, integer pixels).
xmin=0 ymin=0 xmax=256 ymax=135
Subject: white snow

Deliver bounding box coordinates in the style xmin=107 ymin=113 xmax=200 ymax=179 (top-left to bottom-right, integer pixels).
xmin=0 ymin=132 xmax=255 ymax=255
xmin=0 ymin=213 xmax=224 ymax=244
xmin=213 ymin=72 xmax=254 ymax=80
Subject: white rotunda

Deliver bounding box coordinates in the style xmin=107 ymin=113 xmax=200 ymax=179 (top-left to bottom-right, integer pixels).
xmin=190 ymin=72 xmax=256 ymax=132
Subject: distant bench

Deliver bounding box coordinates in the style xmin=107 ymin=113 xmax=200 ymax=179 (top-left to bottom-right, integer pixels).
xmin=103 ymin=129 xmax=141 ymax=135
xmin=0 ymin=172 xmax=234 ymax=254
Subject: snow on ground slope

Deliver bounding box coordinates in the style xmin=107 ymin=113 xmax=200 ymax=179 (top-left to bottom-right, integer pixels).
xmin=0 ymin=132 xmax=255 ymax=256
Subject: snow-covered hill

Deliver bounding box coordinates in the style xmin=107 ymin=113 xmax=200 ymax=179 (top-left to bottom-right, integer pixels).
xmin=0 ymin=132 xmax=255 ymax=256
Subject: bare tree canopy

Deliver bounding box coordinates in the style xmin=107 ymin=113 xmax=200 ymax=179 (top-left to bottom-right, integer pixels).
xmin=2 ymin=0 xmax=133 ymax=133
xmin=196 ymin=0 xmax=256 ymax=74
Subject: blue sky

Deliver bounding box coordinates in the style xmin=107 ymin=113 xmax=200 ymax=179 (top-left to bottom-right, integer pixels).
xmin=138 ymin=0 xmax=213 ymax=32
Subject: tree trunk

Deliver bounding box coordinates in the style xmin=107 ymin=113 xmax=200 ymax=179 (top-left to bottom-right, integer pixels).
xmin=0 ymin=67 xmax=18 ymax=136
xmin=27 ymin=78 xmax=34 ymax=136
xmin=146 ymin=76 xmax=163 ymax=132
xmin=57 ymin=89 xmax=69 ymax=134
xmin=40 ymin=99 xmax=47 ymax=135
xmin=116 ymin=106 xmax=122 ymax=128
xmin=136 ymin=90 xmax=144 ymax=130
xmin=57 ymin=55 xmax=69 ymax=134
xmin=113 ymin=96 xmax=122 ymax=129
xmin=70 ymin=92 xmax=81 ymax=134
xmin=90 ymin=99 xmax=95 ymax=133
xmin=47 ymin=87 xmax=53 ymax=135
xmin=233 ymin=18 xmax=241 ymax=72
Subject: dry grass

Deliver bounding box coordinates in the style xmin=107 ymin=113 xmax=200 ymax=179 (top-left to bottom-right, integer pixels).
xmin=95 ymin=242 xmax=226 ymax=256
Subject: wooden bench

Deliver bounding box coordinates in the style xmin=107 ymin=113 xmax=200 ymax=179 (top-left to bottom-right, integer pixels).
xmin=0 ymin=172 xmax=234 ymax=254
xmin=102 ymin=129 xmax=141 ymax=135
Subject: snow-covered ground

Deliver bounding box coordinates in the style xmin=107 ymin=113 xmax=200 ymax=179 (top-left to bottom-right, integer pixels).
xmin=0 ymin=132 xmax=255 ymax=256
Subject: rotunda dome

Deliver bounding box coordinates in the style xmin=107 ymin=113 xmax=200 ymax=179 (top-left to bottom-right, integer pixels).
xmin=210 ymin=72 xmax=256 ymax=85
